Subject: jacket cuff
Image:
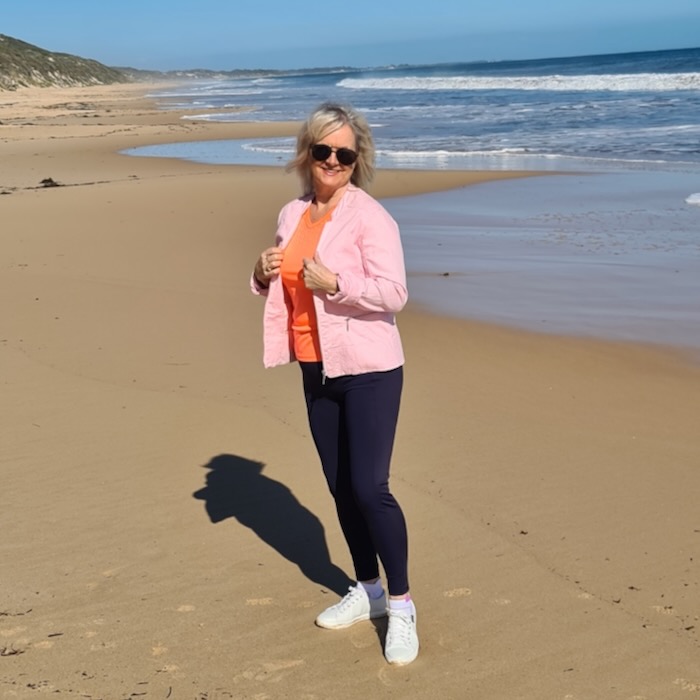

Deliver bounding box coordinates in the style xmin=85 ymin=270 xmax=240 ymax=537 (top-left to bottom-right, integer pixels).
xmin=327 ymin=271 xmax=359 ymax=305
xmin=250 ymin=272 xmax=270 ymax=296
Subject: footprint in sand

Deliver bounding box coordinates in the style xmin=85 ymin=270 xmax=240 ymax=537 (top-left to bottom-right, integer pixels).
xmin=674 ymin=678 xmax=700 ymax=692
xmin=378 ymin=666 xmax=394 ymax=686
xmin=349 ymin=629 xmax=377 ymax=650
xmin=231 ymin=659 xmax=304 ymax=683
xmin=33 ymin=640 xmax=54 ymax=650
xmin=443 ymin=587 xmax=471 ymax=598
xmin=157 ymin=664 xmax=184 ymax=679
xmin=378 ymin=662 xmax=416 ymax=685
xmin=245 ymin=598 xmax=274 ymax=606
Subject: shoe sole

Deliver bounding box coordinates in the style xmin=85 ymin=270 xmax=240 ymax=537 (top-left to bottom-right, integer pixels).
xmin=386 ymin=644 xmax=419 ymax=665
xmin=315 ymin=609 xmax=387 ymax=630
xmin=386 ymin=654 xmax=419 ymax=666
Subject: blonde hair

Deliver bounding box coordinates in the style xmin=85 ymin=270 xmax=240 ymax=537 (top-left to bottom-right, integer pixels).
xmin=286 ymin=102 xmax=376 ymax=194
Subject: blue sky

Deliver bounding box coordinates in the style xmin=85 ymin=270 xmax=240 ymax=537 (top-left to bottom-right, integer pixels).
xmin=3 ymin=0 xmax=699 ymax=70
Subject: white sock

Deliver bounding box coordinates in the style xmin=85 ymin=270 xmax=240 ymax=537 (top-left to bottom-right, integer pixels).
xmin=389 ymin=596 xmax=415 ymax=613
xmin=359 ymin=579 xmax=385 ymax=600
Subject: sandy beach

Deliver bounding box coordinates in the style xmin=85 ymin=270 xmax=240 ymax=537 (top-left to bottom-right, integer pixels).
xmin=1 ymin=83 xmax=699 ymax=699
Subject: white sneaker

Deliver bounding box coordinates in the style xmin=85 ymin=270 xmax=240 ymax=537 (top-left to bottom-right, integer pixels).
xmin=315 ymin=584 xmax=387 ymax=630
xmin=384 ymin=606 xmax=419 ymax=665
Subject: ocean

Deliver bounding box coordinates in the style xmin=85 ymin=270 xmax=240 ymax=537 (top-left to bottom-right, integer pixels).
xmin=126 ymin=47 xmax=700 ymax=352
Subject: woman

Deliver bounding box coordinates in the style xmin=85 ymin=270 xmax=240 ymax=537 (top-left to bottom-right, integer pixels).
xmin=251 ymin=103 xmax=418 ymax=665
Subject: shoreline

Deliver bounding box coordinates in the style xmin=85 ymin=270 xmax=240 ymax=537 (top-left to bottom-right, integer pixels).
xmin=0 ymin=82 xmax=540 ymax=196
xmin=2 ymin=83 xmax=699 ymax=698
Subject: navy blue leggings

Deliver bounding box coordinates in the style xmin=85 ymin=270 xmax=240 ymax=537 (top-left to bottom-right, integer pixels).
xmin=300 ymin=362 xmax=409 ymax=596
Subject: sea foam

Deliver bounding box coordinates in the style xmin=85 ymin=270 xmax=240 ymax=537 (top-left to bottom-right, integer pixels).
xmin=338 ymin=72 xmax=700 ymax=92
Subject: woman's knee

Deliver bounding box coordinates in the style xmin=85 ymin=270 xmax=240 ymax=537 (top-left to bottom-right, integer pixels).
xmin=351 ymin=480 xmax=394 ymax=514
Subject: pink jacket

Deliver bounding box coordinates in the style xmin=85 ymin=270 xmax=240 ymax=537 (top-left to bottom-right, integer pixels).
xmin=251 ymin=185 xmax=407 ymax=378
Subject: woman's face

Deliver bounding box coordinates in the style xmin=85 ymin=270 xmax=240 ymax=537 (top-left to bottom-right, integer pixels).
xmin=310 ymin=123 xmax=357 ymax=197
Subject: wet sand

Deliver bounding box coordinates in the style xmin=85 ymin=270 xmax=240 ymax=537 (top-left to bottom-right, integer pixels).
xmin=387 ymin=171 xmax=700 ymax=354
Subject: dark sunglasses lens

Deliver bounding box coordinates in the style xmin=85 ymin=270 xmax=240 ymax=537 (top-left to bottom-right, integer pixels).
xmin=311 ymin=144 xmax=332 ymax=161
xmin=311 ymin=144 xmax=358 ymax=165
xmin=336 ymin=148 xmax=358 ymax=166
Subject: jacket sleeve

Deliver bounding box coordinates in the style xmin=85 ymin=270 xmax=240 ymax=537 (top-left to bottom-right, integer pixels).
xmin=250 ymin=273 xmax=269 ymax=296
xmin=327 ymin=207 xmax=408 ymax=313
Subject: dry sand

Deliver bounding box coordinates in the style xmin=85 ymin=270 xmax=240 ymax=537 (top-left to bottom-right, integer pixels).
xmin=1 ymin=83 xmax=699 ymax=699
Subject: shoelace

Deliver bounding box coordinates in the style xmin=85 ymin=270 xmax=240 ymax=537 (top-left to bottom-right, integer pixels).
xmin=334 ymin=586 xmax=364 ymax=611
xmin=387 ymin=610 xmax=415 ymax=646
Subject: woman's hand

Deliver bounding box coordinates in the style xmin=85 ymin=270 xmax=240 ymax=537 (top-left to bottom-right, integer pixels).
xmin=254 ymin=246 xmax=284 ymax=286
xmin=303 ymin=253 xmax=339 ymax=294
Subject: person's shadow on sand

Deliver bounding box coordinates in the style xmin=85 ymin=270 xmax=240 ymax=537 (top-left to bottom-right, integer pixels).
xmin=193 ymin=454 xmax=352 ymax=596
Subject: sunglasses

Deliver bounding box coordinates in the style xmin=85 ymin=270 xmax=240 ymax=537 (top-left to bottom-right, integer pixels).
xmin=310 ymin=143 xmax=358 ymax=166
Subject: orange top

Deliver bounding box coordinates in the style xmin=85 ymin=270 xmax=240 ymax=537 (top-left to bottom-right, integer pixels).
xmin=280 ymin=205 xmax=334 ymax=362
